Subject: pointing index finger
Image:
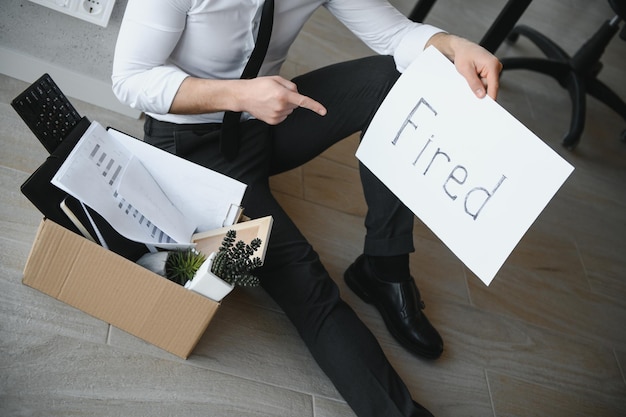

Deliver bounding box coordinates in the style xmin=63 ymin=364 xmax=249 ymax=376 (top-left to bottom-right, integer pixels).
xmin=288 ymin=91 xmax=327 ymax=116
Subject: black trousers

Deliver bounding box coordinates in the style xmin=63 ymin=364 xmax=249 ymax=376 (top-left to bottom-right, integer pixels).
xmin=144 ymin=55 xmax=433 ymax=417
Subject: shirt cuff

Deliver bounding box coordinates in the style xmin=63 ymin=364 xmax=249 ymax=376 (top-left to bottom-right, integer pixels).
xmin=394 ymin=24 xmax=446 ymax=73
xmin=144 ymin=66 xmax=190 ymax=115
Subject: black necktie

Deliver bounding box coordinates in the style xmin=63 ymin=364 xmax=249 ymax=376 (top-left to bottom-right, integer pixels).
xmin=220 ymin=0 xmax=275 ymax=161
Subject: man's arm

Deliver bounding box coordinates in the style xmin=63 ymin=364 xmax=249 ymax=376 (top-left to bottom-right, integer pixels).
xmin=327 ymin=0 xmax=502 ymax=100
xmin=170 ymin=76 xmax=326 ymax=125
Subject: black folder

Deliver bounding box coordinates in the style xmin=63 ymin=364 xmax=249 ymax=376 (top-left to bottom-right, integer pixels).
xmin=20 ymin=117 xmax=148 ymax=262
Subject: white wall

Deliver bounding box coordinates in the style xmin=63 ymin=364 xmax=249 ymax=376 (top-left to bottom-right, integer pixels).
xmin=0 ymin=0 xmax=140 ymax=118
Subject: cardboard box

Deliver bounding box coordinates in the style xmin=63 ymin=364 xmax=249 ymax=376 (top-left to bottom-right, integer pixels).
xmin=14 ymin=85 xmax=267 ymax=357
xmin=23 ymin=219 xmax=219 ymax=359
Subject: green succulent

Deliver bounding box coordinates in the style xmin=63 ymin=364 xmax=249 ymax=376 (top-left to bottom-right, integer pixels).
xmin=165 ymin=248 xmax=207 ymax=286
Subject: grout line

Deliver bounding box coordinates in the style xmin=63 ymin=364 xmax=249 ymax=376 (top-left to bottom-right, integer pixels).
xmin=484 ymin=368 xmax=498 ymax=417
xmin=614 ymin=348 xmax=626 ymax=386
xmin=106 ymin=324 xmax=112 ymax=345
xmin=462 ymin=264 xmax=474 ymax=306
xmin=572 ymin=236 xmax=593 ymax=293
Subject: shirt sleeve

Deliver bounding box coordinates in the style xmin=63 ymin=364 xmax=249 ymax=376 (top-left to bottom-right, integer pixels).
xmin=111 ymin=0 xmax=191 ymax=115
xmin=325 ymin=0 xmax=445 ymax=72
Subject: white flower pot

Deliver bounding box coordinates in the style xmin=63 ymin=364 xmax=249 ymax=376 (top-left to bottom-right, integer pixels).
xmin=184 ymin=252 xmax=234 ymax=302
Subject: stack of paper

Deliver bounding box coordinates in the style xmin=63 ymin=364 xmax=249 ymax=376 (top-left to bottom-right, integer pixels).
xmin=52 ymin=121 xmax=247 ymax=249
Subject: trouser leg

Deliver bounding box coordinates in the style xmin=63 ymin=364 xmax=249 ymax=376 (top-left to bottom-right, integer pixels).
xmin=272 ymin=55 xmax=416 ymax=256
xmin=242 ymin=179 xmax=433 ymax=417
xmin=276 ymin=57 xmax=444 ymax=361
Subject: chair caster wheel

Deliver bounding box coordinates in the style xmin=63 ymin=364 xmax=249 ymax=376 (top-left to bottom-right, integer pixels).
xmin=562 ymin=133 xmax=579 ymax=150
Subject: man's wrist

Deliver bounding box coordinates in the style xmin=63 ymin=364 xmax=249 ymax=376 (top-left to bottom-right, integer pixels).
xmin=425 ymin=32 xmax=460 ymax=61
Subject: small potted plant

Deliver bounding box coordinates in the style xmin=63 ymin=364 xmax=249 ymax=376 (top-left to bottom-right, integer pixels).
xmin=164 ymin=248 xmax=207 ymax=286
xmin=165 ymin=230 xmax=263 ymax=301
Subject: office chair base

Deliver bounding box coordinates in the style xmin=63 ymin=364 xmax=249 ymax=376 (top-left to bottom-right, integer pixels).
xmin=501 ymin=22 xmax=626 ymax=149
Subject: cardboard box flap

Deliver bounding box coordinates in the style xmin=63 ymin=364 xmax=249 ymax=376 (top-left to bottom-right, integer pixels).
xmin=192 ymin=215 xmax=273 ymax=262
xmin=23 ymin=220 xmax=218 ymax=358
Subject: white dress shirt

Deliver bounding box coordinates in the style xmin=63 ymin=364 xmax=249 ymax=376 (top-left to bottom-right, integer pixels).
xmin=112 ymin=0 xmax=444 ymax=124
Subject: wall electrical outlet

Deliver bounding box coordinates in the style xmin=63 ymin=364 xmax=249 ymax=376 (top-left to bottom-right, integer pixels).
xmin=28 ymin=0 xmax=116 ymax=28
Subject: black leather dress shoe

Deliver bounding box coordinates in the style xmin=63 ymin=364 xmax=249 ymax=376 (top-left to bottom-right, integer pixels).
xmin=344 ymin=255 xmax=443 ymax=359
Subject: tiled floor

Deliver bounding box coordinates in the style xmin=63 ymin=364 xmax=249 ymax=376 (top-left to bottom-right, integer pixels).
xmin=2 ymin=0 xmax=625 ymax=416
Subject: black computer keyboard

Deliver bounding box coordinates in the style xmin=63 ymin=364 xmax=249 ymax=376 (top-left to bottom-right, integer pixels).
xmin=11 ymin=73 xmax=83 ymax=154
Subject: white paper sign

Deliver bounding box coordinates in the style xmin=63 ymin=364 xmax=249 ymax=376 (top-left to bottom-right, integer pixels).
xmin=356 ymin=47 xmax=574 ymax=285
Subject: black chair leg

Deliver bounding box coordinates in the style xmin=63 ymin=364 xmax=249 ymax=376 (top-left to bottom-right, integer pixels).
xmin=501 ymin=57 xmax=570 ymax=82
xmin=562 ymin=73 xmax=587 ymax=149
xmin=587 ymin=77 xmax=626 ymax=123
xmin=500 ymin=55 xmax=588 ymax=148
xmin=500 ymin=16 xmax=625 ymax=149
xmin=507 ymin=25 xmax=570 ymax=61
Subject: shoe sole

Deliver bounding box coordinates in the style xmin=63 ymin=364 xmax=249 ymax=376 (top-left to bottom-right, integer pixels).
xmin=344 ymin=264 xmax=442 ymax=360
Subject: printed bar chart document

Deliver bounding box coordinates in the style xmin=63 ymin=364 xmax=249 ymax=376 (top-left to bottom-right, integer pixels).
xmin=356 ymin=47 xmax=574 ymax=285
xmin=52 ymin=121 xmax=247 ymax=248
